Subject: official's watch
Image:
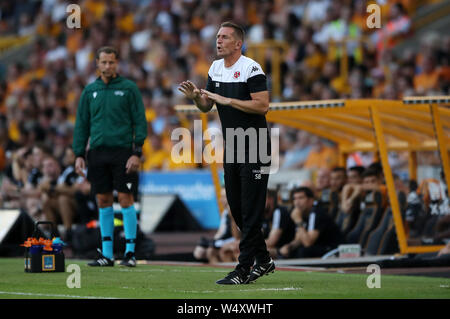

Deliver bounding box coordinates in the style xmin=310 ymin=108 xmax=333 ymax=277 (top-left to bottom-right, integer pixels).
xmin=132 ymin=146 xmax=143 ymax=157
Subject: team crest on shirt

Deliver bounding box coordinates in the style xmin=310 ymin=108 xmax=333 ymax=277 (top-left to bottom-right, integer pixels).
xmin=233 ymin=71 xmax=240 ymax=79
xmin=93 ymin=92 xmax=97 ymax=98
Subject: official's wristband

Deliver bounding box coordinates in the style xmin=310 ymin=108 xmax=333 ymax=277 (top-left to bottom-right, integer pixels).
xmin=132 ymin=146 xmax=142 ymax=157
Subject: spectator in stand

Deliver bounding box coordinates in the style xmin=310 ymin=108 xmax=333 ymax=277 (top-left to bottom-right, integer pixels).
xmin=0 ymin=115 xmax=17 ymax=170
xmin=57 ymin=147 xmax=78 ymax=186
xmin=314 ymin=167 xmax=331 ymax=211
xmin=217 ymin=219 xmax=241 ymax=264
xmin=414 ymin=54 xmax=440 ymax=95
xmin=39 ymin=155 xmax=78 ymax=241
xmin=280 ymin=130 xmax=312 ymax=169
xmin=336 ymin=165 xmax=366 ymax=234
xmin=20 ymin=145 xmax=46 ymax=220
xmin=0 ymin=146 xmax=30 ymax=208
xmin=303 ymin=0 xmax=331 ymax=27
xmin=326 ymin=166 xmax=347 ymax=220
xmin=142 ymin=134 xmax=170 ymax=171
xmin=361 ymin=166 xmax=385 ymax=193
xmin=367 ymin=161 xmax=384 ymax=182
xmin=315 ymin=168 xmax=331 ymax=194
xmin=405 ymin=179 xmax=425 ymax=238
xmin=303 ymin=137 xmax=338 ymax=170
xmin=27 ymin=146 xmax=45 ymax=187
xmin=330 ymin=167 xmax=347 ymax=195
xmin=38 ymin=155 xmax=61 ymax=223
xmin=356 ymin=167 xmax=389 ymax=224
xmin=313 ymin=5 xmax=362 ymax=63
xmin=279 ymin=187 xmax=343 ymax=258
xmin=371 ymin=3 xmax=412 ymax=60
xmin=56 ymin=147 xmax=85 ymax=240
xmin=262 ymin=189 xmax=296 ymax=259
xmin=73 ymin=180 xmax=98 ymax=228
xmin=347 ymin=165 xmax=365 ymax=185
xmin=193 ymin=188 xmax=237 ymax=264
xmin=341 ymin=166 xmax=365 ymax=214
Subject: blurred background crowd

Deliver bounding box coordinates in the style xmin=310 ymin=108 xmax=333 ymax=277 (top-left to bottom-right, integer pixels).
xmin=0 ymin=0 xmax=448 ymax=256
xmin=1 ymin=0 xmax=449 ymax=175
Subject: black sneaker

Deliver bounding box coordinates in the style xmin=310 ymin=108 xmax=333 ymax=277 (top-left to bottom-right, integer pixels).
xmin=87 ymin=249 xmax=114 ymax=267
xmin=216 ymin=268 xmax=249 ymax=285
xmin=119 ymin=251 xmax=136 ymax=267
xmin=246 ymin=259 xmax=275 ymax=283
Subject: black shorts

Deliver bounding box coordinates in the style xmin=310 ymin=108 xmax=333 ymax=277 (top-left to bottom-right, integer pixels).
xmin=87 ymin=147 xmax=138 ymax=195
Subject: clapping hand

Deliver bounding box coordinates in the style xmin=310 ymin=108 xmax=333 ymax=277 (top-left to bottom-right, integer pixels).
xmin=178 ymin=81 xmax=202 ymax=100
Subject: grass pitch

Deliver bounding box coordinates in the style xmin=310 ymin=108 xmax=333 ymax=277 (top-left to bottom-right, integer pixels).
xmin=0 ymin=258 xmax=449 ymax=299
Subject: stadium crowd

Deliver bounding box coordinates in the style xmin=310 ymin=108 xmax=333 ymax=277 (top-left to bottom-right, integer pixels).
xmin=0 ymin=0 xmax=449 ymax=255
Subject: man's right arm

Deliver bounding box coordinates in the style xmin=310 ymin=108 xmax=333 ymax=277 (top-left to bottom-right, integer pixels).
xmin=72 ymin=89 xmax=90 ymax=158
xmin=195 ymin=75 xmax=215 ymax=112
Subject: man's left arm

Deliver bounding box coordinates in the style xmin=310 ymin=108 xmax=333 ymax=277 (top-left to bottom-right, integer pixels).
xmin=201 ymin=90 xmax=269 ymax=115
xmin=129 ymin=84 xmax=148 ymax=156
xmin=229 ymin=91 xmax=269 ymax=115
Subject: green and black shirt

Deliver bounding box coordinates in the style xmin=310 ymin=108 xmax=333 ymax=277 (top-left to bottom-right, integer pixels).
xmin=73 ymin=75 xmax=147 ymax=158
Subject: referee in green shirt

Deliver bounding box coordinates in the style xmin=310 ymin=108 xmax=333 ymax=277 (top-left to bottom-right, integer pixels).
xmin=73 ymin=46 xmax=147 ymax=267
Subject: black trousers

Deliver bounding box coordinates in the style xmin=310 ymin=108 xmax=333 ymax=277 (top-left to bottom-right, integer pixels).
xmin=224 ymin=161 xmax=271 ymax=271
